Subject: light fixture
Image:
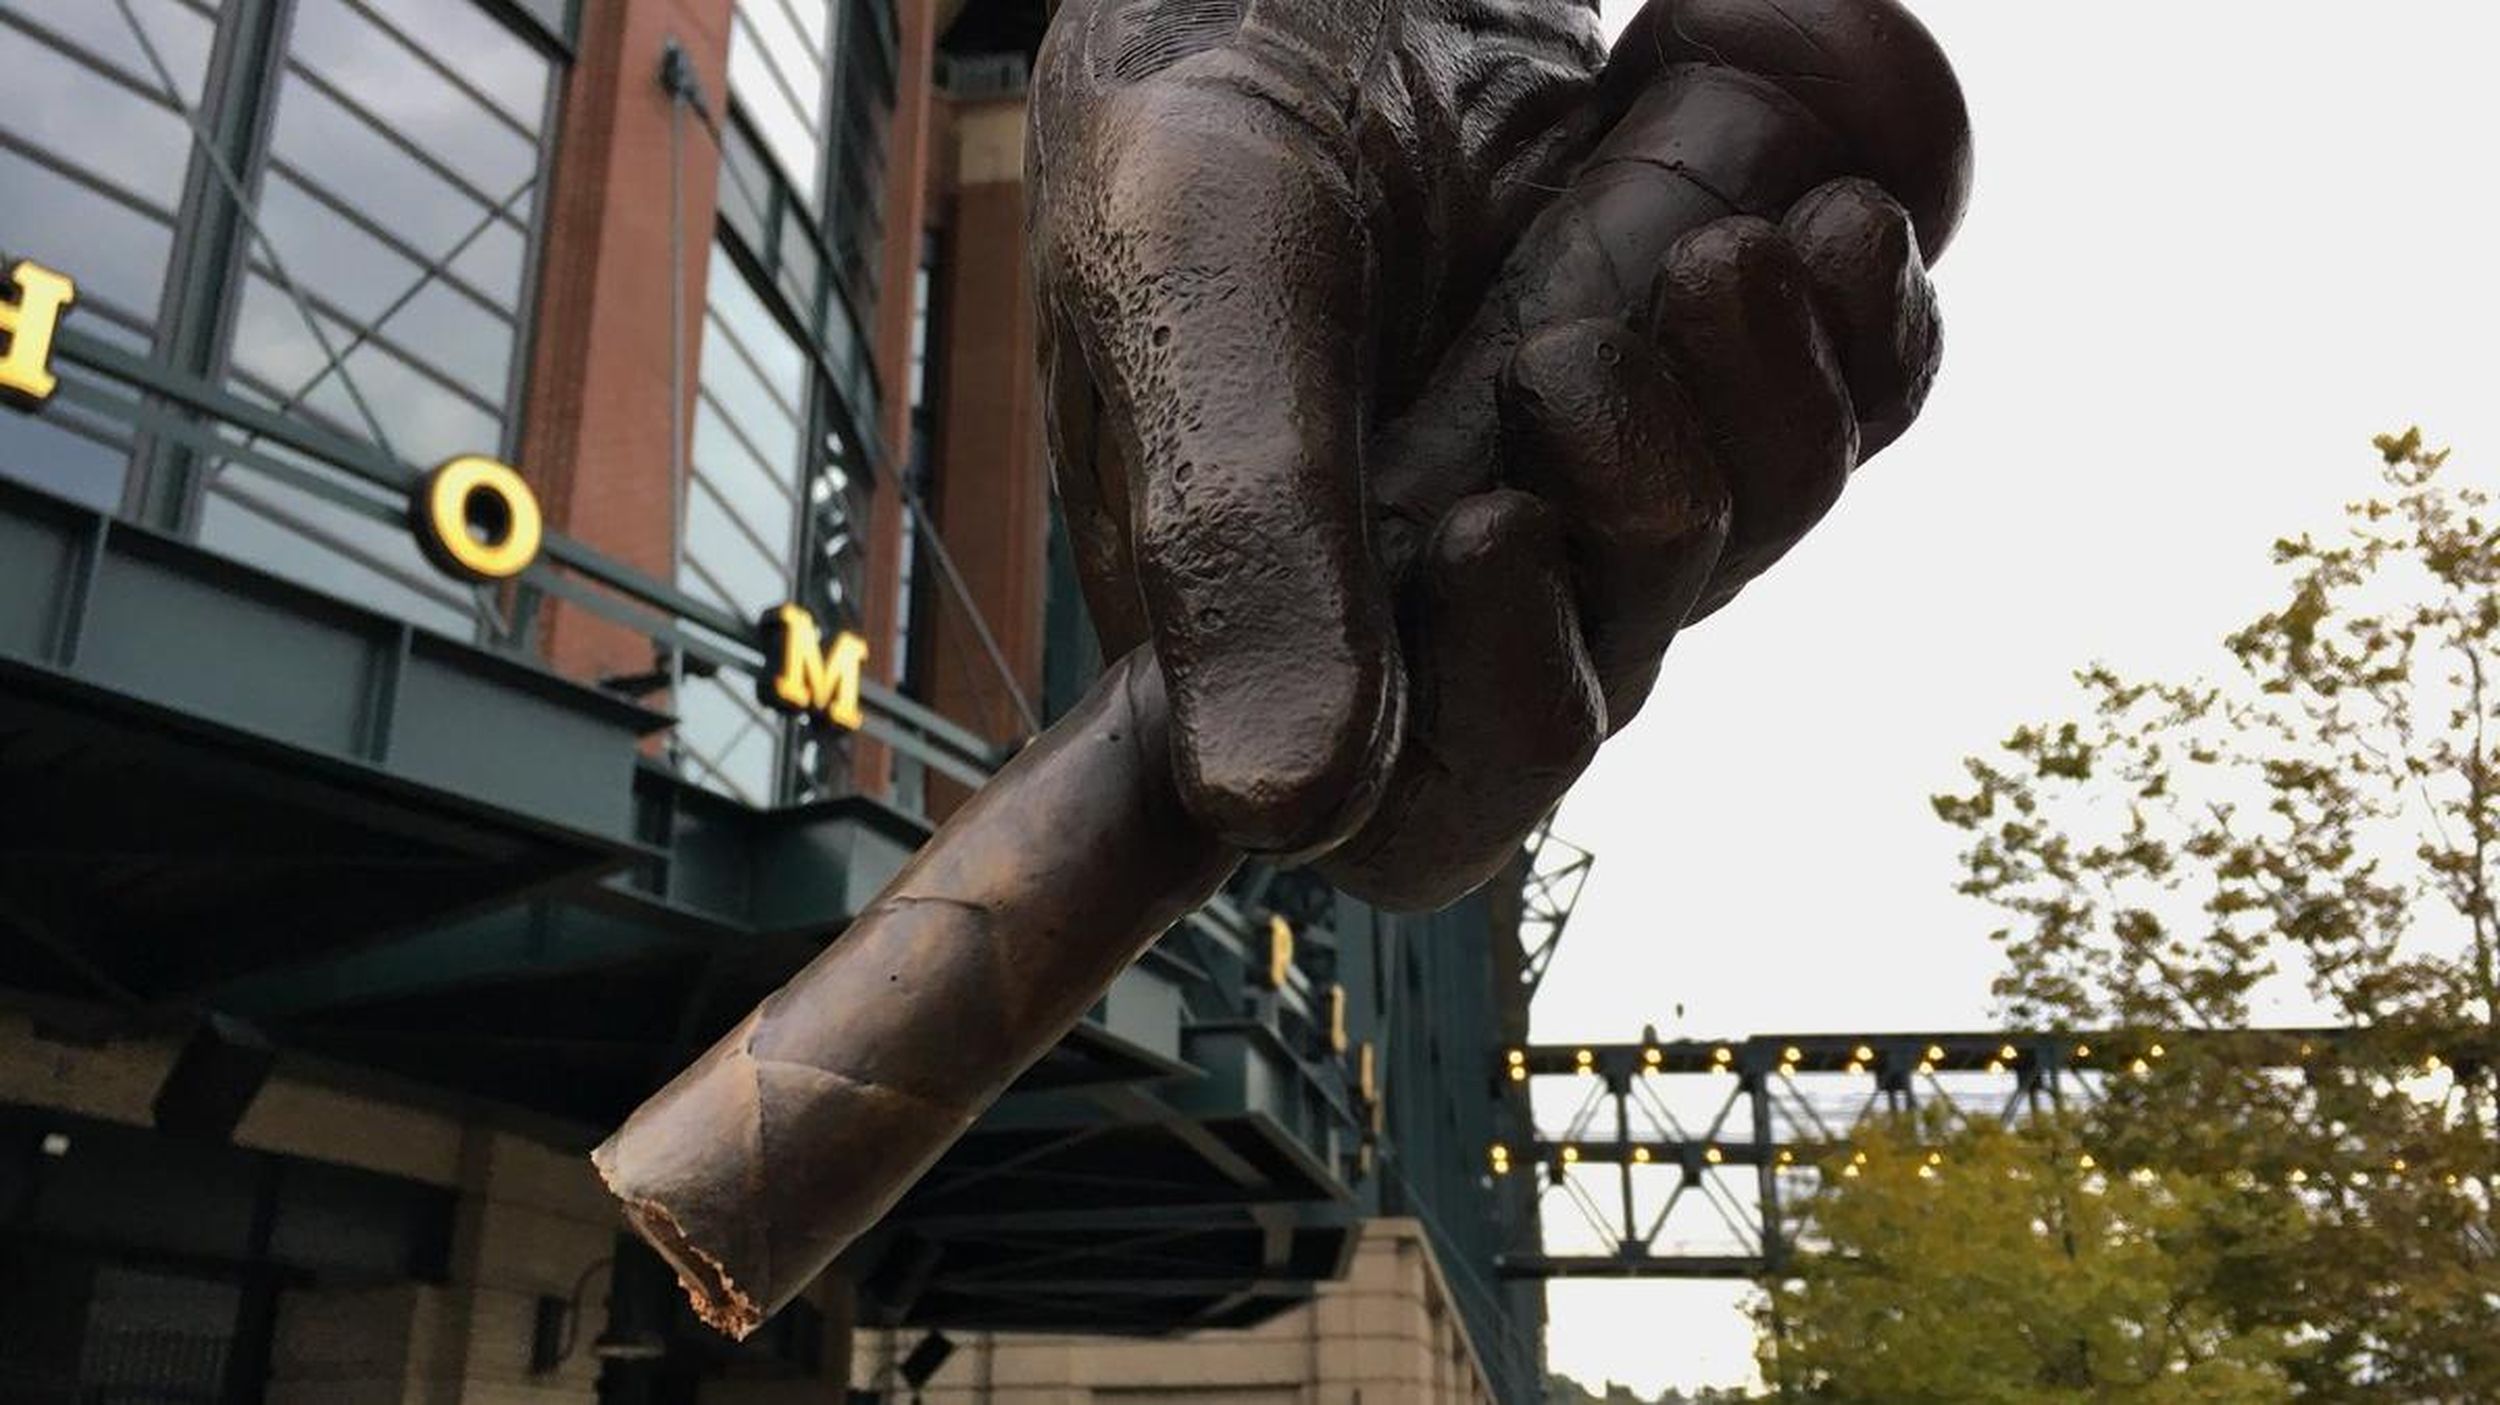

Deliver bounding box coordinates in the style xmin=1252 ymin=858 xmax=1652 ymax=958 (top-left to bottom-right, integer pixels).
xmin=1633 ymin=1147 xmax=1652 ymax=1164
xmin=1705 ymin=1146 xmax=1724 ymax=1165
xmin=1561 ymin=1145 xmax=1580 ymax=1164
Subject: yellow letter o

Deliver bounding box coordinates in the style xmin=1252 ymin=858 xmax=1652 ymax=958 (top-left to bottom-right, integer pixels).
xmin=415 ymin=455 xmax=543 ymax=582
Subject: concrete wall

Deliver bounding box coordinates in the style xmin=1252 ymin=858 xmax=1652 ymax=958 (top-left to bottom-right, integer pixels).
xmin=2 ymin=1014 xmax=613 ymax=1404
xmin=854 ymin=1221 xmax=1500 ymax=1405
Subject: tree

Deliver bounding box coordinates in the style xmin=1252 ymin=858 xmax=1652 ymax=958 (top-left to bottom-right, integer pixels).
xmin=1770 ymin=432 xmax=2500 ymax=1401
xmin=1764 ymin=1121 xmax=2297 ymax=1403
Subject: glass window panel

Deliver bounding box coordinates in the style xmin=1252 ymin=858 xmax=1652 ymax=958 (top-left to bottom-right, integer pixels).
xmin=776 ymin=0 xmax=832 ymax=55
xmin=229 ymin=273 xmax=502 ymax=467
xmin=0 ymin=147 xmax=175 ymax=329
xmin=507 ymin=0 xmax=573 ymax=47
xmin=677 ymin=677 xmax=778 ymax=805
xmin=371 ymin=282 xmax=515 ymax=404
xmin=775 ymin=205 xmax=820 ymax=315
xmin=225 ymin=272 xmax=356 ymax=398
xmin=686 ymin=477 xmax=791 ymax=617
xmin=692 ymin=396 xmax=797 ymax=552
xmin=252 ymin=169 xmax=425 ymax=326
xmin=446 ymin=218 xmax=529 ymax=308
xmin=739 ymin=0 xmax=825 ymax=127
xmin=727 ymin=14 xmax=822 ymax=205
xmin=707 ymin=245 xmax=807 ymax=385
xmin=717 ymin=126 xmax=774 ymax=255
xmin=697 ymin=313 xmax=804 ymax=467
xmin=0 ymin=378 xmax=134 ymax=511
xmin=266 ymin=79 xmax=508 ymax=271
xmin=359 ymin=0 xmax=554 ymax=130
xmin=286 ymin=0 xmax=540 ymax=197
xmin=0 ymin=0 xmax=214 ymax=105
xmin=0 ymin=22 xmax=196 ymax=208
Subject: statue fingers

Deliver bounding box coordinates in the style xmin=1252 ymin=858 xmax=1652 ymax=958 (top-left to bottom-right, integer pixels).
xmin=1643 ymin=216 xmax=1859 ymax=622
xmin=1500 ymin=317 xmax=1732 ymax=733
xmin=1030 ymin=30 xmax=1403 ymax=858
xmin=1781 ymin=177 xmax=1945 ymax=461
xmin=1318 ymin=491 xmax=1604 ymax=913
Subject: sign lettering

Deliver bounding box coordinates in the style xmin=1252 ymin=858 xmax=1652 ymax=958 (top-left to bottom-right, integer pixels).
xmin=413 ymin=455 xmax=544 ymax=582
xmin=1264 ymin=914 xmax=1294 ymax=989
xmin=759 ymin=603 xmax=868 ymax=732
xmin=0 ymin=258 xmax=75 ymax=410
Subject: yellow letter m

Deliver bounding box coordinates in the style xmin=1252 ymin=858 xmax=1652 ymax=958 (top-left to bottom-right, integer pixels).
xmin=758 ymin=603 xmax=868 ymax=731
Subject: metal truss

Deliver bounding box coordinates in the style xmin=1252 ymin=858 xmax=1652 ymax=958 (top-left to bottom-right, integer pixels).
xmin=1492 ymin=1028 xmax=2352 ymax=1279
xmin=1514 ymin=814 xmax=1593 ymax=1001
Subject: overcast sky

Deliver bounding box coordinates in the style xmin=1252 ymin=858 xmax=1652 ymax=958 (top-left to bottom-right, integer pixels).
xmin=1546 ymin=1 xmax=2500 ymax=1393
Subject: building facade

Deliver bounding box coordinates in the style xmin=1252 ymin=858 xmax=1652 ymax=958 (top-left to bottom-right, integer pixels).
xmin=0 ymin=1 xmax=1548 ymax=1400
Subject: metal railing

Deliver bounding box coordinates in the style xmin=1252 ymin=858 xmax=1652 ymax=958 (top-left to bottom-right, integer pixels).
xmin=42 ymin=321 xmax=1007 ymax=799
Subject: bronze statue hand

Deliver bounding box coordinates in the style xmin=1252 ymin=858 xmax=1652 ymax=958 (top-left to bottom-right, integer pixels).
xmin=596 ymin=0 xmax=1972 ymax=1337
xmin=1031 ymin=0 xmax=1971 ymax=902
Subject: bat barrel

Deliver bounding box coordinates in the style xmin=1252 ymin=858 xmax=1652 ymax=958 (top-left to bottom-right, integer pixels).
xmin=594 ymin=650 xmax=1237 ymax=1336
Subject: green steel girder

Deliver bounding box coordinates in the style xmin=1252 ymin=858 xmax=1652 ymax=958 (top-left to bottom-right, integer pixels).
xmin=0 ymin=474 xmax=664 ymax=849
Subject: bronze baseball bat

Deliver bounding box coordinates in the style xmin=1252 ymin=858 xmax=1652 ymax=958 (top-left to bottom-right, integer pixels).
xmin=596 ymin=0 xmax=1967 ymax=1337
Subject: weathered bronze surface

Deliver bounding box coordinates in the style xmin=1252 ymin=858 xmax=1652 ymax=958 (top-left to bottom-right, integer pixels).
xmin=597 ymin=0 xmax=1971 ymax=1336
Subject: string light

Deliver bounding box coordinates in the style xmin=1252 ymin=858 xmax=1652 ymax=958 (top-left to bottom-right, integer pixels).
xmin=1633 ymin=1147 xmax=1652 ymax=1165
xmin=1854 ymin=1045 xmax=1875 ymax=1063
xmin=1705 ymin=1146 xmax=1725 ymax=1165
xmin=1561 ymin=1145 xmax=1580 ymax=1164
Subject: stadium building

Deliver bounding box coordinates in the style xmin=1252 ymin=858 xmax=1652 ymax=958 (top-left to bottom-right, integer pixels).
xmin=0 ymin=1 xmax=1556 ymax=1399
